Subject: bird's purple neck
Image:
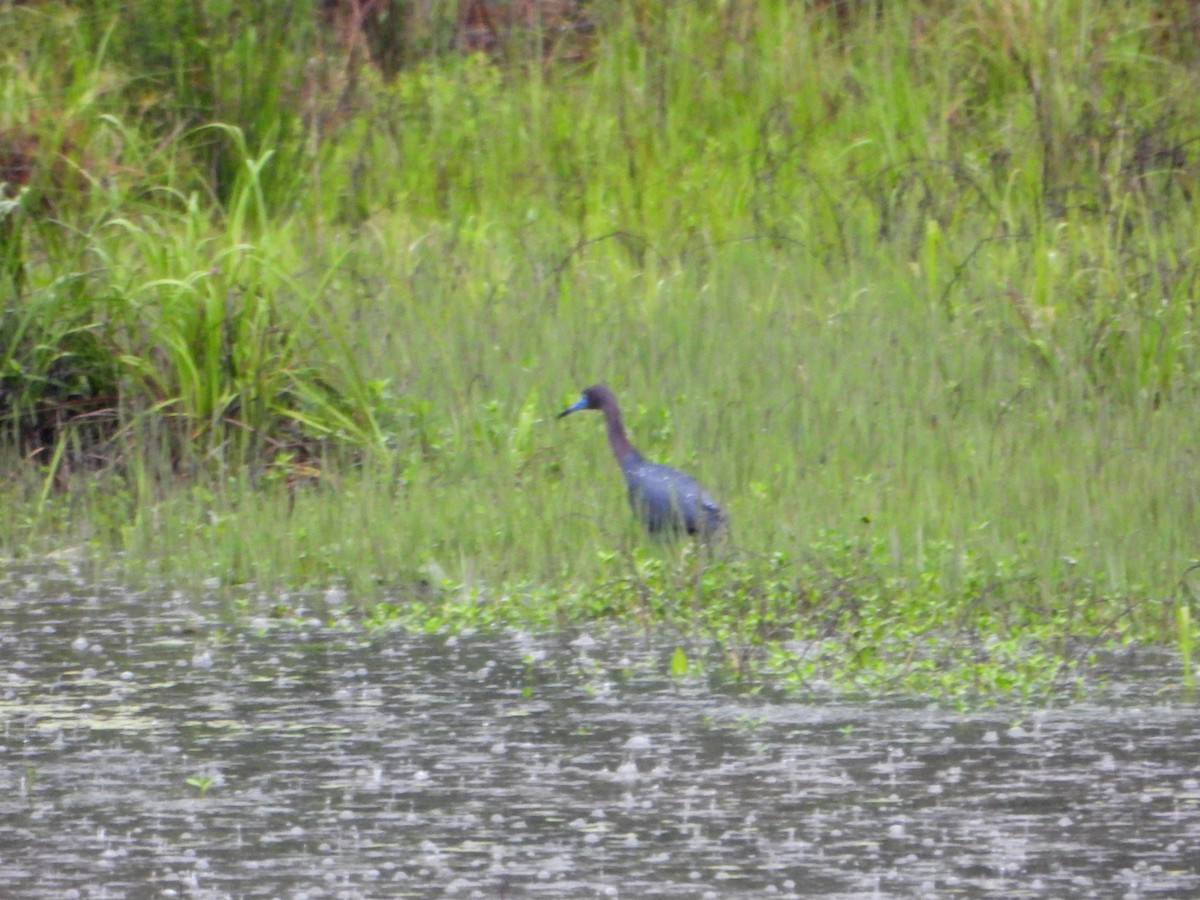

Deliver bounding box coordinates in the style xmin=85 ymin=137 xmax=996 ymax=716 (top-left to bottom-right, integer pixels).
xmin=598 ymin=397 xmax=637 ymax=463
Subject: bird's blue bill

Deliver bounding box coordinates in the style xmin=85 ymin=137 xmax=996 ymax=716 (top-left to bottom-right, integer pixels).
xmin=557 ymin=396 xmax=588 ymax=418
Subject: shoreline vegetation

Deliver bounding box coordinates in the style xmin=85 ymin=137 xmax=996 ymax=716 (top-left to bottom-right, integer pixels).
xmin=3 ymin=1 xmax=1199 ymax=700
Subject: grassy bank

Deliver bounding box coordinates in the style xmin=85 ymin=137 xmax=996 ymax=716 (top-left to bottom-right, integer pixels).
xmin=3 ymin=1 xmax=1199 ymax=698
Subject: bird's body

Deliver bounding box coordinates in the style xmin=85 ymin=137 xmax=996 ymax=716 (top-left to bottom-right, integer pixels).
xmin=620 ymin=452 xmax=727 ymax=536
xmin=558 ymin=384 xmax=727 ymax=537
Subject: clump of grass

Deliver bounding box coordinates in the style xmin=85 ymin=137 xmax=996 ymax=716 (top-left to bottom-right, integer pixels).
xmin=2 ymin=145 xmax=383 ymax=482
xmin=0 ymin=7 xmax=382 ymax=478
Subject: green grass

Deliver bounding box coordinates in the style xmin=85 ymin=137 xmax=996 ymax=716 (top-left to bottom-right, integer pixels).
xmin=2 ymin=0 xmax=1199 ymax=700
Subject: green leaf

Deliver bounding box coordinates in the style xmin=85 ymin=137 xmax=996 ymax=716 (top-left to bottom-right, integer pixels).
xmin=669 ymin=646 xmax=689 ymax=679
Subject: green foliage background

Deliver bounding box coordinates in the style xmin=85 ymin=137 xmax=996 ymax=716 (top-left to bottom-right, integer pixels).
xmin=2 ymin=0 xmax=1199 ymax=697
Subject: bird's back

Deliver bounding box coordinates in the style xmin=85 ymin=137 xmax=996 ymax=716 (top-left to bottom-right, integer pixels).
xmin=619 ymin=453 xmax=726 ymax=536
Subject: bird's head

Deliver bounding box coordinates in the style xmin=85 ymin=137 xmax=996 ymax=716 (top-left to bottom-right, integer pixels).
xmin=557 ymin=383 xmax=614 ymax=418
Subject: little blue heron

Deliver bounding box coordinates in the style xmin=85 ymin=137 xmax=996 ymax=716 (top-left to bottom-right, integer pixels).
xmin=558 ymin=383 xmax=727 ymax=537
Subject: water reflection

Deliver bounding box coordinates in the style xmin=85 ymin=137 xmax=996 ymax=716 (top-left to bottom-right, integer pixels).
xmin=2 ymin=566 xmax=1198 ymax=897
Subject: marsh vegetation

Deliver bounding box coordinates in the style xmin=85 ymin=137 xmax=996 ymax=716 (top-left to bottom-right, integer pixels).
xmin=3 ymin=1 xmax=1199 ymax=697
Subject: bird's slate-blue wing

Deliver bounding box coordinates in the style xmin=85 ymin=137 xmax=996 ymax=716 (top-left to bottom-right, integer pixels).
xmin=621 ymin=456 xmax=725 ymax=536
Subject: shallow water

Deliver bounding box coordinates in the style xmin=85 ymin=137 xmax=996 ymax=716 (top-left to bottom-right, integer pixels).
xmin=2 ymin=567 xmax=1199 ymax=898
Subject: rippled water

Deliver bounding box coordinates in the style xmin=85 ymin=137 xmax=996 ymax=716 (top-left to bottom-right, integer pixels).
xmin=2 ymin=565 xmax=1199 ymax=898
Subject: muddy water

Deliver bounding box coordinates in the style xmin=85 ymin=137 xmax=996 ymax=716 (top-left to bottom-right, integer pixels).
xmin=2 ymin=567 xmax=1199 ymax=898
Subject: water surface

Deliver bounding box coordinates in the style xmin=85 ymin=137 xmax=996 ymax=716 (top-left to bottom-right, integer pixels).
xmin=2 ymin=566 xmax=1198 ymax=897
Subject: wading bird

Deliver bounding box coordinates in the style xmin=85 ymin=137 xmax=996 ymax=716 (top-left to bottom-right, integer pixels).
xmin=558 ymin=383 xmax=727 ymax=537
